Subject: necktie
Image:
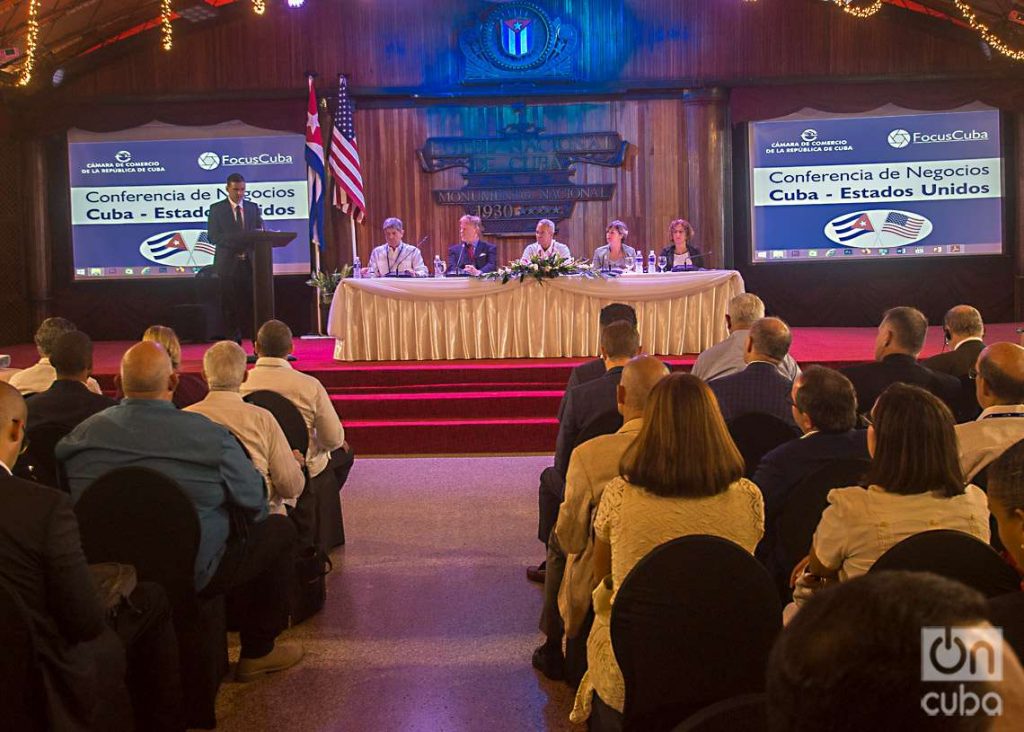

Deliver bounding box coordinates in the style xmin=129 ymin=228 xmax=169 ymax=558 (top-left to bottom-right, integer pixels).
xmin=235 ymin=203 xmax=243 ymax=229
xmin=466 ymin=243 xmax=475 ymax=262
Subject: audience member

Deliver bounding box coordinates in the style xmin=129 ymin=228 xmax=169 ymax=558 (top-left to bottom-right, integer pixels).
xmin=531 ymin=321 xmax=641 ymax=583
xmin=57 ymin=341 xmax=302 ymax=680
xmin=27 ymin=330 xmax=117 ymax=431
xmin=709 ymin=317 xmax=799 ymax=427
xmin=142 ymin=325 xmax=209 ymax=408
xmin=767 ymin=571 xmax=1024 ymax=732
xmin=185 ymin=341 xmax=305 ymax=517
xmin=691 ymin=293 xmax=800 ymax=382
xmin=840 ymin=306 xmax=960 ymax=416
xmin=988 ymin=439 xmax=1024 ymax=573
xmin=802 ymin=384 xmax=988 ymax=586
xmin=560 ymin=303 xmax=638 ymax=402
xmin=0 ymin=382 xmax=181 ymax=730
xmin=752 ymin=366 xmax=868 ymax=591
xmin=957 ymin=342 xmax=1024 ymax=481
xmin=570 ymin=374 xmax=764 ymax=724
xmin=10 ymin=317 xmax=103 ymax=396
xmin=241 ymin=320 xmax=353 ymax=544
xmin=924 ymin=304 xmax=986 ymax=420
xmin=532 ymin=356 xmax=668 ymax=680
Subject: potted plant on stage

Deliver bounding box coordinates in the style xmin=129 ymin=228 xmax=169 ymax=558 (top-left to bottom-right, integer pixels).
xmin=306 ymin=266 xmax=351 ymax=335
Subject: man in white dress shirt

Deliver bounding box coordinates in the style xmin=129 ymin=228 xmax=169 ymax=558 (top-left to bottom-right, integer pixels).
xmin=956 ymin=342 xmax=1024 ymax=481
xmin=691 ymin=293 xmax=800 ymax=382
xmin=241 ymin=320 xmax=352 ymax=548
xmin=365 ymin=217 xmax=429 ymax=277
xmin=10 ymin=317 xmax=103 ymax=396
xmin=521 ymin=219 xmax=572 ymax=262
xmin=185 ymin=341 xmax=305 ymax=517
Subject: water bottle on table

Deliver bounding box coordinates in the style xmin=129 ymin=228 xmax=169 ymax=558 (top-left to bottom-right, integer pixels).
xmin=633 ymin=252 xmax=644 ymax=273
xmin=353 ymin=256 xmax=362 ymax=279
xmin=434 ymin=255 xmax=443 ymax=278
xmin=648 ymin=250 xmax=656 ymax=273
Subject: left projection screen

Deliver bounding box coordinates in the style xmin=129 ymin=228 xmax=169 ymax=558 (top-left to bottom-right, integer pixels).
xmin=68 ymin=122 xmax=311 ymax=281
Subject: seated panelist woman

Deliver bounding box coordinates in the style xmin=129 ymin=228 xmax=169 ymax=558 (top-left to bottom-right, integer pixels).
xmin=590 ymin=220 xmax=637 ymax=273
xmin=446 ymin=214 xmax=497 ymax=276
xmin=659 ymin=218 xmax=703 ymax=269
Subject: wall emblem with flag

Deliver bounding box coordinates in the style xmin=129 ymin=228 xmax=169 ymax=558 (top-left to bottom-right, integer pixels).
xmin=501 ymin=18 xmax=533 ymax=58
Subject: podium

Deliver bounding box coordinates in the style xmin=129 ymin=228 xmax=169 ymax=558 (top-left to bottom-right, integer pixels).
xmin=225 ymin=230 xmax=296 ymax=333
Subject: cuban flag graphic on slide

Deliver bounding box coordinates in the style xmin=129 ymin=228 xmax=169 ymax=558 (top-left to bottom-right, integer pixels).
xmin=139 ymin=230 xmax=216 ymax=267
xmin=824 ymin=210 xmax=933 ymax=248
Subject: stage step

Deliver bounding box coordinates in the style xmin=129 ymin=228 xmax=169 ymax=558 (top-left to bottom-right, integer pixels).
xmin=345 ymin=417 xmax=558 ymax=456
xmin=333 ymin=390 xmax=562 ymax=420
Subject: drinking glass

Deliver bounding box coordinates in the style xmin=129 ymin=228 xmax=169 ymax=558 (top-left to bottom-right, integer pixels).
xmin=657 ymin=256 xmax=667 ymax=272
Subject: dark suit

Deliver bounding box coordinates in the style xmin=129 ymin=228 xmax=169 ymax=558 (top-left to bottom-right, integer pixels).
xmin=556 ymin=358 xmax=605 ymax=422
xmin=28 ymin=379 xmax=117 ymax=432
xmin=0 ymin=472 xmax=111 ymax=729
xmin=752 ymin=429 xmax=869 ymax=589
xmin=709 ymin=361 xmax=797 ymax=428
xmin=659 ymin=242 xmax=703 ymax=269
xmin=207 ymin=197 xmax=264 ymax=340
xmin=538 ymin=366 xmax=625 ymax=544
xmin=446 ymin=240 xmax=498 ymax=275
xmin=841 ymin=353 xmax=962 ymax=416
xmin=923 ymin=339 xmax=985 ymax=422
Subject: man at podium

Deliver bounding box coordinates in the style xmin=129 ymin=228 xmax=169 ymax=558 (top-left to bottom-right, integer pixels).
xmin=208 ymin=173 xmax=264 ymax=343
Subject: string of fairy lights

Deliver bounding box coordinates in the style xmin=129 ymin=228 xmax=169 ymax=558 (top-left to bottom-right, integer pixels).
xmin=11 ymin=0 xmax=1024 ymax=87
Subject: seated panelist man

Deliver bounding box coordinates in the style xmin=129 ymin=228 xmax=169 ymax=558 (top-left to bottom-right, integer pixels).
xmin=446 ymin=214 xmax=497 ymax=276
xmin=365 ymin=217 xmax=428 ymax=278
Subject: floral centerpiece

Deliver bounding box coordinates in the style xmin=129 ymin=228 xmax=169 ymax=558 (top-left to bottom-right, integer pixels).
xmin=483 ymin=254 xmax=604 ymax=284
xmin=306 ymin=266 xmax=352 ymax=305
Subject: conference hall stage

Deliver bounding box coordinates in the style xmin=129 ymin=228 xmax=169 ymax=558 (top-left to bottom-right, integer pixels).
xmin=3 ymin=323 xmax=1017 ymax=457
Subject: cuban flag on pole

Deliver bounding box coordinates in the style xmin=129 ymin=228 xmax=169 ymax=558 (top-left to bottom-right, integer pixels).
xmin=305 ymin=75 xmax=326 ymax=250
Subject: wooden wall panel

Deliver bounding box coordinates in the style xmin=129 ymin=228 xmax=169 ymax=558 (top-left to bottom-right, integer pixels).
xmin=332 ymin=99 xmax=691 ymax=270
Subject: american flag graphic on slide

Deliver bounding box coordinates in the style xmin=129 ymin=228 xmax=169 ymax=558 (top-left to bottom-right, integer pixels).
xmin=193 ymin=231 xmax=216 ymax=256
xmin=881 ymin=212 xmax=926 ymax=239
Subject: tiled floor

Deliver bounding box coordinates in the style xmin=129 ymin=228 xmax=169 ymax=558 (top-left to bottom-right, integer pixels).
xmin=211 ymin=456 xmax=582 ymax=732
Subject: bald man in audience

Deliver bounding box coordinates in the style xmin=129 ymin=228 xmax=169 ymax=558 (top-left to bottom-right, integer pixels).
xmin=532 ymin=356 xmax=669 ymax=681
xmin=186 ymin=341 xmax=305 ymax=519
xmin=923 ymin=304 xmax=986 ymax=420
xmin=957 ymin=342 xmax=1024 ymax=481
xmin=709 ymin=317 xmax=799 ymax=428
xmin=691 ymin=293 xmax=800 ymax=383
xmin=57 ymin=341 xmax=303 ymax=681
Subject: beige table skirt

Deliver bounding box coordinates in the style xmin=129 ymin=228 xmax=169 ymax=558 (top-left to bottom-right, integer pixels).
xmin=327 ymin=270 xmax=745 ymax=361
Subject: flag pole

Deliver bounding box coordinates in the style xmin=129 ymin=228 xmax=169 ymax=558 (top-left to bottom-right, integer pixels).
xmin=349 ymin=214 xmax=357 ymax=266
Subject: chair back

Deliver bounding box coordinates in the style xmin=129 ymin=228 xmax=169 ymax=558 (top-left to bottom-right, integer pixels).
xmin=243 ymin=390 xmax=309 ymax=454
xmin=75 ymin=467 xmax=202 ymax=618
xmin=988 ymin=592 xmax=1024 ymax=664
xmin=870 ymin=529 xmax=1020 ymax=598
xmin=573 ymin=411 xmax=624 ymax=450
xmin=0 ymin=579 xmax=45 ymax=731
xmin=776 ymin=457 xmax=870 ymax=569
xmin=727 ymin=413 xmax=799 ymax=477
xmin=672 ymin=693 xmax=767 ymax=732
xmin=13 ymin=423 xmax=71 ymax=491
xmin=611 ymin=535 xmax=782 ymax=732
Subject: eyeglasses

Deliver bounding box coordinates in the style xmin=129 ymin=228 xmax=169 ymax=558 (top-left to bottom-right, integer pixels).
xmin=968 ymin=367 xmax=978 ymax=380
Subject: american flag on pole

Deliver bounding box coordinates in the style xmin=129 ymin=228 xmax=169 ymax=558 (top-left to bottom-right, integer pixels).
xmin=329 ymin=74 xmax=366 ymax=223
xmin=305 ymin=75 xmax=326 ymax=249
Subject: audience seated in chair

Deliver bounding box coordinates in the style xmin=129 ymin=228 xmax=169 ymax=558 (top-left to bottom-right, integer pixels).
xmin=10 ymin=317 xmax=103 ymax=397
xmin=532 ymin=355 xmax=668 ymax=681
xmin=923 ymin=304 xmax=986 ymax=420
xmin=0 ymin=382 xmax=181 ymax=730
xmin=241 ymin=320 xmax=352 ymax=549
xmin=142 ymin=325 xmax=209 ymax=409
xmin=986 ymin=442 xmax=1024 ymax=661
xmin=752 ymin=366 xmax=868 ymax=592
xmin=531 ymin=320 xmax=642 ymax=583
xmin=840 ymin=306 xmax=961 ymax=418
xmin=797 ymin=384 xmax=989 ymax=596
xmin=709 ymin=317 xmax=798 ymax=429
xmin=956 ymin=342 xmax=1024 ymax=482
xmin=559 ymin=303 xmax=638 ymax=411
xmin=690 ymin=293 xmax=800 ymax=383
xmin=26 ymin=330 xmax=116 ymax=433
xmin=570 ymin=373 xmax=764 ymax=725
xmin=767 ymin=571 xmax=1024 ymax=732
xmin=56 ymin=340 xmax=303 ymax=681
xmin=185 ymin=341 xmax=305 ymax=518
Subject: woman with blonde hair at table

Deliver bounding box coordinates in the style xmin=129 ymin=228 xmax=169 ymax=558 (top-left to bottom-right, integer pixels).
xmin=591 ymin=220 xmax=637 ymax=274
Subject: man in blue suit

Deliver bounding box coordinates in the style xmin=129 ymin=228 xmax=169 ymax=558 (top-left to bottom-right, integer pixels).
xmin=752 ymin=366 xmax=869 ymax=592
xmin=709 ymin=317 xmax=799 ymax=429
xmin=447 ymin=214 xmax=497 ymax=275
xmin=208 ymin=173 xmax=264 ymax=343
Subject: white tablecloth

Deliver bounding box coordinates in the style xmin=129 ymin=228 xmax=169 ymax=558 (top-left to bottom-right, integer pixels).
xmin=327 ymin=270 xmax=745 ymax=361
